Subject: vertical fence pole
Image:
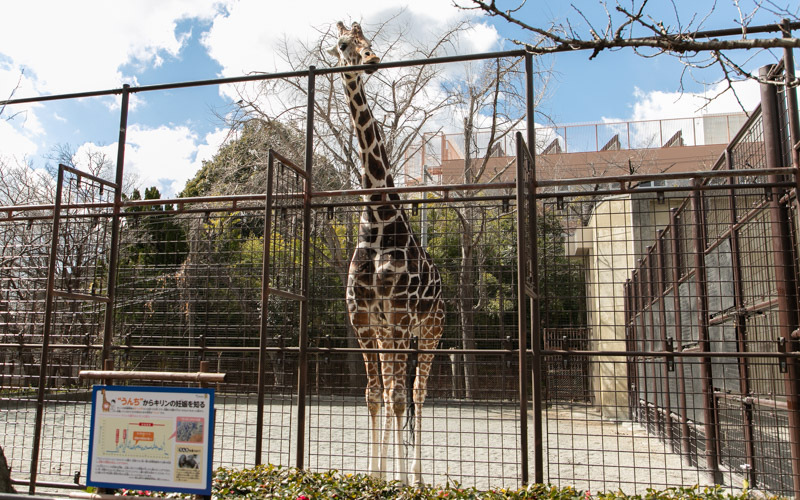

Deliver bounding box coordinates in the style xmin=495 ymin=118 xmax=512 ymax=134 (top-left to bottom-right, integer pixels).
xmin=656 ymin=232 xmax=674 ymax=446
xmin=646 ymin=249 xmax=664 ymax=437
xmin=631 ymin=271 xmax=643 ymax=423
xmin=782 ymin=22 xmax=800 ymax=173
xmin=515 ymin=134 xmax=530 ymax=486
xmin=101 ymin=84 xmax=129 ymax=366
xmin=525 ymin=51 xmax=543 ymax=485
xmin=690 ymin=178 xmax=723 ymax=484
xmin=624 ymin=279 xmax=635 ymax=420
xmin=760 ymin=65 xmax=800 ymax=496
xmin=636 ymin=262 xmax=652 ymax=431
xmin=725 ymin=148 xmax=758 ymax=485
xmin=668 ymin=209 xmax=692 ymax=463
xmin=295 ymin=65 xmax=316 ymax=470
xmin=255 ymin=152 xmax=276 ymax=466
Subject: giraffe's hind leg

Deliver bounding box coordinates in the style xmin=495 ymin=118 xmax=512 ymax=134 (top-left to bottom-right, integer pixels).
xmin=411 ymin=320 xmax=443 ymax=485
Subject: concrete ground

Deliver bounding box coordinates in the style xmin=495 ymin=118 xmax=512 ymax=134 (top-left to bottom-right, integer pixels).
xmin=1 ymin=395 xmax=726 ymax=494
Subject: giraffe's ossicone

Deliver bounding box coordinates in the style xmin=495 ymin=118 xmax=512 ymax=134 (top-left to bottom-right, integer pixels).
xmin=330 ymin=21 xmax=445 ymax=485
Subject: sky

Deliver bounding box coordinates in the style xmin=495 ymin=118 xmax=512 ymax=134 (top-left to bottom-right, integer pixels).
xmin=0 ymin=0 xmax=796 ymax=197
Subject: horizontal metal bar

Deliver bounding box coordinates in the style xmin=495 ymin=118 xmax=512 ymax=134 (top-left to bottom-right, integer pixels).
xmin=60 ymin=164 xmax=119 ymax=189
xmin=709 ymin=298 xmax=779 ymax=325
xmin=543 ymin=181 xmax=795 ymax=201
xmin=4 ymin=342 xmax=798 ymax=359
xmin=78 ymin=370 xmax=226 ymax=383
xmin=716 ymin=391 xmax=789 ymax=410
xmin=312 ymin=181 xmax=516 ymax=199
xmin=267 ymin=288 xmax=306 ymax=301
xmin=0 ymin=49 xmax=526 ymax=106
xmin=69 ymin=493 xmax=160 ymax=500
xmin=0 ymin=493 xmax=62 ymax=500
xmin=4 ymin=20 xmax=797 ymax=107
xmin=52 ymin=290 xmax=111 ymax=303
xmin=9 ymin=478 xmax=84 ymax=490
xmin=541 ymin=348 xmax=798 ymax=358
xmin=270 ymin=149 xmax=308 ymax=179
xmin=538 ymin=166 xmax=796 ymax=188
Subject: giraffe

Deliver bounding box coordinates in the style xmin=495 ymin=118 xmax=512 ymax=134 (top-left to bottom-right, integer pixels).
xmin=328 ymin=21 xmax=445 ymax=484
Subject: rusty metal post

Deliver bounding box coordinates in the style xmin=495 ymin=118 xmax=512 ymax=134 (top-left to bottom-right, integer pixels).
xmin=782 ymin=21 xmax=800 ymax=173
xmin=725 ymin=148 xmax=757 ymax=484
xmin=690 ymin=178 xmax=723 ymax=484
xmin=515 ymin=133 xmax=530 ymax=486
xmin=631 ymin=270 xmax=643 ymax=423
xmin=101 ymin=84 xmax=130 ymax=366
xmin=645 ymin=250 xmax=663 ymax=436
xmin=28 ymin=166 xmax=66 ymax=494
xmin=668 ymin=209 xmax=692 ymax=462
xmin=624 ymin=279 xmax=635 ymax=420
xmin=656 ymin=232 xmax=674 ymax=445
xmin=525 ymin=51 xmax=543 ymax=485
xmin=636 ymin=261 xmax=652 ymax=431
xmin=295 ymin=65 xmax=316 ymax=470
xmin=760 ymin=65 xmax=800 ymax=496
xmin=255 ymin=152 xmax=276 ymax=466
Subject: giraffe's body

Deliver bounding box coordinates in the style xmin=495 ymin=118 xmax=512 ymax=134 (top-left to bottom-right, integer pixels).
xmin=330 ymin=21 xmax=444 ymax=484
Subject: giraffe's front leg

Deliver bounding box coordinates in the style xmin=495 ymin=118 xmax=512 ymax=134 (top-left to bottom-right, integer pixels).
xmin=385 ymin=399 xmax=407 ymax=485
xmin=367 ymin=396 xmax=383 ymax=479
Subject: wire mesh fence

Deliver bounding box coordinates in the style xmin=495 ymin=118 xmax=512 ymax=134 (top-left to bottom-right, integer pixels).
xmin=1 ymin=60 xmax=799 ymax=497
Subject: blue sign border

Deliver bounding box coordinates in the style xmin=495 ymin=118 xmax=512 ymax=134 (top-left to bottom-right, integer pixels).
xmin=86 ymin=385 xmax=215 ymax=495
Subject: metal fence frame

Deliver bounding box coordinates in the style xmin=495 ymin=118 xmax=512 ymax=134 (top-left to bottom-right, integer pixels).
xmin=1 ymin=27 xmax=799 ymax=497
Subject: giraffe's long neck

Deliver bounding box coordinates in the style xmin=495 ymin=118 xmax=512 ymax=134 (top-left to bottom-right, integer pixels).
xmin=343 ymin=72 xmax=394 ymax=191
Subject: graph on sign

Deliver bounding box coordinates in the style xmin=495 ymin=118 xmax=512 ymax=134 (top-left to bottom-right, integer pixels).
xmin=97 ymin=418 xmax=171 ymax=459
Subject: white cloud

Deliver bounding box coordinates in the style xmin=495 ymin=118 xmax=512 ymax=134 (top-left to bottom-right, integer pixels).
xmin=202 ymin=0 xmax=492 ymax=79
xmin=70 ymin=124 xmax=226 ymax=198
xmin=124 ymin=124 xmax=227 ymax=197
xmin=121 ymin=124 xmax=226 ymax=197
xmin=0 ymin=0 xmax=223 ymax=96
xmin=0 ymin=119 xmax=40 ymax=162
xmin=619 ymin=79 xmax=761 ymax=122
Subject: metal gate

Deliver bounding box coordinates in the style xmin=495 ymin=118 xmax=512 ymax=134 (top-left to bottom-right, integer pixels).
xmin=28 ymin=164 xmax=119 ymax=492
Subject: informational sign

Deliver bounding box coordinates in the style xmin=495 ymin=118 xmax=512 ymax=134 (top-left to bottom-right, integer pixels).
xmin=87 ymin=385 xmax=214 ymax=495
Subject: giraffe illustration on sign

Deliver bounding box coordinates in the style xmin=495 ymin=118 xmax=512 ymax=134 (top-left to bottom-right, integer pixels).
xmin=328 ymin=21 xmax=445 ymax=484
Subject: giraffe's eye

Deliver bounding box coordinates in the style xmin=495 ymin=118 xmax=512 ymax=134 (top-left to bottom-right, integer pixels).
xmin=339 ymin=42 xmax=348 ymax=51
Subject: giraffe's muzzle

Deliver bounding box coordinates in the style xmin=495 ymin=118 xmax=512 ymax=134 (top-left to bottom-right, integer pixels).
xmin=363 ymin=54 xmax=380 ymax=74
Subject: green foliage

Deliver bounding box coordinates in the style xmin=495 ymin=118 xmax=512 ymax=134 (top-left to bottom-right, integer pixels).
xmin=118 ymin=466 xmax=773 ymax=499
xmin=121 ymin=187 xmax=188 ymax=267
xmin=180 ymin=120 xmax=304 ymax=198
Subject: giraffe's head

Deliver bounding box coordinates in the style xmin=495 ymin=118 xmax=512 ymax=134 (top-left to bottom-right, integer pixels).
xmin=328 ymin=21 xmax=380 ymax=74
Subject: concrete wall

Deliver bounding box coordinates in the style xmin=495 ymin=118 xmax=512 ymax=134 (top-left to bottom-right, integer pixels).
xmin=567 ymin=192 xmax=685 ymax=420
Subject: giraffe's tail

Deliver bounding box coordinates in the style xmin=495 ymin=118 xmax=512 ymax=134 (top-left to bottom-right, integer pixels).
xmin=404 ymin=342 xmax=418 ymax=446
xmin=404 ymin=370 xmax=416 ymax=446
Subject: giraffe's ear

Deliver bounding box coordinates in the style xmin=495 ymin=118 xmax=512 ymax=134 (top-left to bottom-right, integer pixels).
xmin=326 ymin=45 xmax=340 ymax=59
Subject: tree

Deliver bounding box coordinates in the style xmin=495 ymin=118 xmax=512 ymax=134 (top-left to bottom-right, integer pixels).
xmin=225 ymin=16 xmax=485 ymax=389
xmin=461 ymin=1 xmax=799 ymax=106
xmin=180 ymin=119 xmax=310 ymax=197
xmin=230 ymin=15 xmax=470 ymax=190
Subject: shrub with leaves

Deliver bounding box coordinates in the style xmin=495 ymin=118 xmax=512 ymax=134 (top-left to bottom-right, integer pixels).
xmin=117 ymin=465 xmax=776 ymax=499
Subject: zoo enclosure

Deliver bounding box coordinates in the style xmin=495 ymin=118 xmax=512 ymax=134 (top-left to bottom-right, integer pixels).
xmin=0 ymin=28 xmax=799 ymax=497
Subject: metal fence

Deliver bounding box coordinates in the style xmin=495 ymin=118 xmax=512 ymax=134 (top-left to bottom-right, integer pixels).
xmin=1 ymin=48 xmax=799 ymax=498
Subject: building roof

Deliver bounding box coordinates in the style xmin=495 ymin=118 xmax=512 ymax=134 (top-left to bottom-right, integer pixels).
xmin=437 ymin=143 xmax=727 ymax=185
